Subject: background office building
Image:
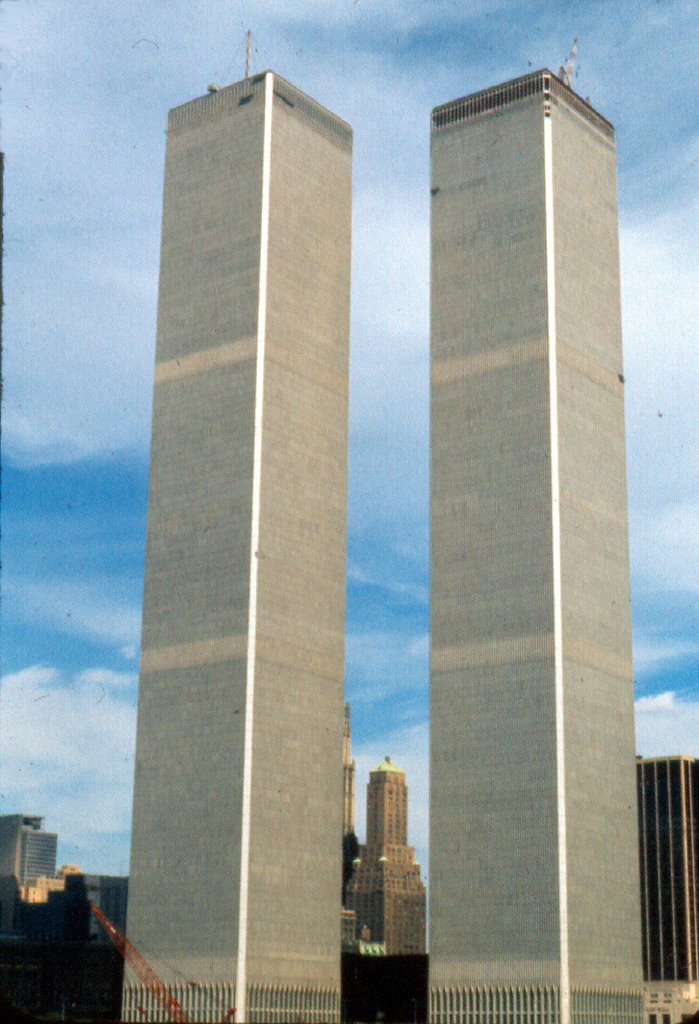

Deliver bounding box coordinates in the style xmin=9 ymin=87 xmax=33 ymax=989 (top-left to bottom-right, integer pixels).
xmin=349 ymin=757 xmax=426 ymax=955
xmin=125 ymin=71 xmax=352 ymax=1023
xmin=343 ymin=703 xmax=356 ymax=839
xmin=638 ymin=756 xmax=699 ymax=1023
xmin=0 ymin=815 xmax=57 ymax=887
xmin=430 ymin=69 xmax=642 ymax=1022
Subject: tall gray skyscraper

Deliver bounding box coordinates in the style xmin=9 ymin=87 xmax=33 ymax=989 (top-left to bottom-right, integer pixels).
xmin=429 ymin=70 xmax=642 ymax=1023
xmin=125 ymin=72 xmax=351 ymax=1024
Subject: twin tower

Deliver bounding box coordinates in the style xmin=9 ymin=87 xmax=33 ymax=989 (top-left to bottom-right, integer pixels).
xmin=125 ymin=70 xmax=642 ymax=1024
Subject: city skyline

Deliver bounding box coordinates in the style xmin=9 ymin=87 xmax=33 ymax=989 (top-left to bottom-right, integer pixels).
xmin=1 ymin=1 xmax=698 ymax=880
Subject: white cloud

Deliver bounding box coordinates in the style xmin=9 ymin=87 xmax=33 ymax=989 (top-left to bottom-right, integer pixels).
xmin=634 ymin=691 xmax=699 ymax=759
xmin=0 ymin=665 xmax=138 ymax=873
xmin=634 ymin=691 xmax=676 ymax=713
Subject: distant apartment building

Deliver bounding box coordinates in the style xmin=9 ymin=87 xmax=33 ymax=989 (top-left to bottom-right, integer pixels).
xmin=0 ymin=815 xmax=57 ymax=885
xmin=637 ymin=755 xmax=699 ymax=1024
xmin=349 ymin=757 xmax=425 ymax=955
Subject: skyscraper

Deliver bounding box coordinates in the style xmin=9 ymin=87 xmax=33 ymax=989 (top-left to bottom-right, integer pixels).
xmin=342 ymin=704 xmax=359 ymax=912
xmin=429 ymin=69 xmax=642 ymax=1023
xmin=637 ymin=756 xmax=699 ymax=1022
xmin=125 ymin=71 xmax=352 ymax=1024
xmin=344 ymin=703 xmax=356 ymax=837
xmin=0 ymin=815 xmax=57 ymax=885
xmin=349 ymin=757 xmax=426 ymax=955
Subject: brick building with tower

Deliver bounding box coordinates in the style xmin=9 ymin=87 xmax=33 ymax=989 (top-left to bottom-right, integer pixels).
xmin=349 ymin=757 xmax=425 ymax=955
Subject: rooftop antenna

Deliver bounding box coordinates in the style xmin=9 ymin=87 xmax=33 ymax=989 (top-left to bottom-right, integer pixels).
xmin=245 ymin=30 xmax=251 ymax=80
xmin=558 ymin=36 xmax=578 ymax=88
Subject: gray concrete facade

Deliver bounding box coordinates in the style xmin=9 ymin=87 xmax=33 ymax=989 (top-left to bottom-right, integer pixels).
xmin=429 ymin=70 xmax=642 ymax=1024
xmin=125 ymin=72 xmax=351 ymax=1024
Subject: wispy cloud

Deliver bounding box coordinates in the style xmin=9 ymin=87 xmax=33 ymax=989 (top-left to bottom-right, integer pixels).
xmin=346 ymin=628 xmax=428 ymax=704
xmin=633 ymin=634 xmax=699 ymax=673
xmin=5 ymin=577 xmax=141 ymax=650
xmin=347 ymin=561 xmax=428 ymax=605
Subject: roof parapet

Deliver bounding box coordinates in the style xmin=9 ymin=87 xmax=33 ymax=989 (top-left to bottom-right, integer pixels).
xmin=167 ymin=70 xmax=352 ymax=144
xmin=432 ymin=68 xmax=614 ymax=140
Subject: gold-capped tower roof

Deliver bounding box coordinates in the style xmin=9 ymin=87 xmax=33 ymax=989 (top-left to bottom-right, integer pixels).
xmin=371 ymin=755 xmax=404 ymax=775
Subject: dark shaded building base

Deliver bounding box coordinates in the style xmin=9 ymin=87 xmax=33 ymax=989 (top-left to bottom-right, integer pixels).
xmin=342 ymin=953 xmax=428 ymax=1023
xmin=0 ymin=938 xmax=123 ymax=1020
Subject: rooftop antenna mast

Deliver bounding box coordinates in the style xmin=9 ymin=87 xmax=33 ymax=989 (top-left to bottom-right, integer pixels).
xmin=558 ymin=36 xmax=578 ymax=88
xmin=245 ymin=30 xmax=251 ymax=80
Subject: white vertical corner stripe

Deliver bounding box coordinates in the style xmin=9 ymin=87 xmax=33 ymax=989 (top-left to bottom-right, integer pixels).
xmin=237 ymin=70 xmax=273 ymax=1024
xmin=544 ymin=114 xmax=570 ymax=1024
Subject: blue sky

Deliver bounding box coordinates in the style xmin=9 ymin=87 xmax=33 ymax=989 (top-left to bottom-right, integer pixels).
xmin=1 ymin=0 xmax=697 ymax=880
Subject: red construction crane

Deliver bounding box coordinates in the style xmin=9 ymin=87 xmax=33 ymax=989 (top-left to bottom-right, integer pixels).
xmin=90 ymin=902 xmax=237 ymax=1024
xmin=90 ymin=901 xmax=192 ymax=1024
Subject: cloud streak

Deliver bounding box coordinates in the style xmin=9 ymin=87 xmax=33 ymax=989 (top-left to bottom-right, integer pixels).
xmin=5 ymin=577 xmax=141 ymax=651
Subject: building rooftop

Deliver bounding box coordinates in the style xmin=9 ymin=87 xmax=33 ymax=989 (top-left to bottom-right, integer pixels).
xmin=371 ymin=756 xmax=404 ymax=775
xmin=167 ymin=70 xmax=352 ymax=144
xmin=637 ymin=753 xmax=698 ymax=763
xmin=431 ymin=67 xmax=614 ymax=141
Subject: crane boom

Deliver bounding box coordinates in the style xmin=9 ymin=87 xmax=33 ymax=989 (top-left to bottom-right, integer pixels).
xmin=90 ymin=902 xmax=192 ymax=1024
xmin=558 ymin=36 xmax=578 ymax=88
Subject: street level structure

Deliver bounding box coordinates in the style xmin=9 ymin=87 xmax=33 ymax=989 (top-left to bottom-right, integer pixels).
xmin=125 ymin=71 xmax=352 ymax=1024
xmin=430 ymin=69 xmax=642 ymax=1023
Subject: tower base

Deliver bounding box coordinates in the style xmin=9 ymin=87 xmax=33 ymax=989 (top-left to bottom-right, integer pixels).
xmin=430 ymin=984 xmax=643 ymax=1024
xmin=123 ymin=980 xmax=340 ymax=1023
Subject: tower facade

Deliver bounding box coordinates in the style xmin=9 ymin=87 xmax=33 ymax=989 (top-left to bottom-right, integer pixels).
xmin=125 ymin=72 xmax=352 ymax=1023
xmin=349 ymin=758 xmax=426 ymax=955
xmin=429 ymin=70 xmax=642 ymax=1023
